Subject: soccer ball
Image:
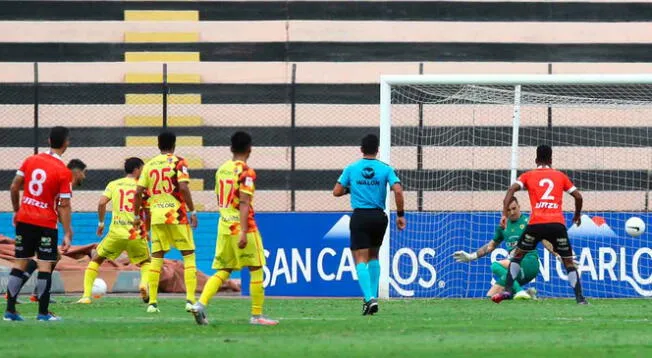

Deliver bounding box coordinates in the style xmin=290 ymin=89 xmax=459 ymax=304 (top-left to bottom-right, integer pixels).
xmin=92 ymin=278 xmax=108 ymax=298
xmin=625 ymin=217 xmax=646 ymax=237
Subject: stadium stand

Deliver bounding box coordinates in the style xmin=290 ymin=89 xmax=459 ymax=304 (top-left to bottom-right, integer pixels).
xmin=0 ymin=0 xmax=651 ymax=213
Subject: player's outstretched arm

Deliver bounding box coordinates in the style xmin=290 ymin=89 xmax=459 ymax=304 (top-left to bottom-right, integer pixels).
xmin=392 ymin=183 xmax=406 ymax=230
xmin=453 ymin=240 xmax=497 ymax=263
xmin=502 ymin=183 xmax=520 ymax=216
xmin=570 ymin=190 xmax=583 ymax=226
xmin=58 ymin=198 xmax=73 ymax=252
xmin=178 ymin=182 xmax=197 ymax=228
xmin=9 ymin=175 xmax=23 ymax=225
xmin=96 ymin=195 xmax=110 ymax=237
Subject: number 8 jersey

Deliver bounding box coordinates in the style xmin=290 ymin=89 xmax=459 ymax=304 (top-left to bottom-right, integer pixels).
xmin=138 ymin=153 xmax=190 ymax=225
xmin=516 ymin=166 xmax=577 ymax=226
xmin=15 ymin=152 xmax=73 ymax=229
xmin=215 ymin=160 xmax=257 ymax=234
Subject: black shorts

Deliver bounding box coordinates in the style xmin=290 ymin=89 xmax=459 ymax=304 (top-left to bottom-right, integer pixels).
xmin=349 ymin=209 xmax=388 ymax=250
xmin=15 ymin=222 xmax=59 ymax=261
xmin=517 ymin=223 xmax=573 ymax=258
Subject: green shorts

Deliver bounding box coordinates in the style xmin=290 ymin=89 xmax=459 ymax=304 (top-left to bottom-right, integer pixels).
xmin=495 ymin=255 xmax=539 ymax=286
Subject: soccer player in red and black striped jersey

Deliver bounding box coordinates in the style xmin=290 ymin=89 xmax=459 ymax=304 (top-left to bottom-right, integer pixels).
xmin=4 ymin=127 xmax=74 ymax=321
xmin=492 ymin=145 xmax=587 ymax=304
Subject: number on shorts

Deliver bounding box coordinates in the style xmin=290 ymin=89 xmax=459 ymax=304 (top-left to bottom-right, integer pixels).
xmin=119 ymin=189 xmax=136 ymax=212
xmin=218 ymin=179 xmax=235 ymax=208
xmin=539 ymin=178 xmax=555 ymax=200
xmin=28 ymin=169 xmax=47 ymax=196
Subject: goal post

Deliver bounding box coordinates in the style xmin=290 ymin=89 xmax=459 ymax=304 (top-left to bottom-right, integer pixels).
xmin=378 ymin=74 xmax=652 ymax=299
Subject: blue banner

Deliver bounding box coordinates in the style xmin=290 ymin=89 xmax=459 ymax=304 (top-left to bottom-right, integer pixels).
xmin=243 ymin=212 xmax=652 ymax=298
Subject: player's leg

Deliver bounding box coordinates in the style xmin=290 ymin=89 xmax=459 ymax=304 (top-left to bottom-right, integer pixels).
xmin=127 ymin=238 xmax=152 ymax=304
xmin=34 ymin=226 xmax=60 ymax=321
xmin=171 ymin=223 xmax=198 ymax=310
xmin=551 ymin=225 xmax=586 ymax=304
xmin=78 ymin=254 xmax=106 ymax=303
xmin=492 ymin=227 xmax=539 ymax=303
xmin=367 ymin=211 xmax=388 ymax=302
xmin=5 ymin=223 xmax=38 ymax=320
xmin=242 ymin=231 xmax=277 ymax=325
xmin=191 ymin=228 xmax=236 ymax=325
xmin=4 ymin=258 xmax=35 ymax=305
xmin=147 ymin=224 xmax=171 ymax=312
xmin=492 ymin=260 xmax=526 ymax=295
xmin=350 ymin=211 xmax=376 ymax=314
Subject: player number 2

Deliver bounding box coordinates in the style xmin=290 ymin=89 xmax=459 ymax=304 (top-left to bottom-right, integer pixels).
xmin=539 ymin=178 xmax=555 ymax=200
xmin=119 ymin=189 xmax=136 ymax=212
xmin=150 ymin=167 xmax=173 ymax=194
xmin=218 ymin=179 xmax=235 ymax=208
xmin=28 ymin=169 xmax=47 ymax=197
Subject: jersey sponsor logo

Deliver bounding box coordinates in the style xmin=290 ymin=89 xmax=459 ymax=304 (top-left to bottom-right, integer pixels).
xmin=153 ymin=202 xmax=176 ymax=209
xmin=22 ymin=196 xmax=48 ymax=209
xmin=534 ymin=202 xmax=559 ymax=209
xmin=361 ymin=167 xmax=375 ymax=179
xmin=244 ymin=177 xmax=254 ymax=187
xmin=356 ymin=179 xmax=381 ymax=185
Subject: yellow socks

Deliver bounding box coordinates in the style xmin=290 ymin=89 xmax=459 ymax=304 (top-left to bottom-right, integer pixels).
xmin=250 ymin=269 xmax=264 ymax=316
xmin=183 ymin=253 xmax=197 ymax=303
xmin=83 ymin=261 xmax=100 ymax=298
xmin=199 ymin=270 xmax=230 ymax=306
xmin=148 ymin=257 xmax=164 ymax=304
xmin=139 ymin=261 xmax=151 ymax=289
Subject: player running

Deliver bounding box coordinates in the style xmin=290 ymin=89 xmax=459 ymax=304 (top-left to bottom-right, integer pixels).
xmin=77 ymin=157 xmax=151 ymax=304
xmin=133 ymin=131 xmax=198 ymax=313
xmin=492 ymin=145 xmax=587 ymax=304
xmin=333 ymin=134 xmax=406 ymax=315
xmin=4 ymin=127 xmax=74 ymax=321
xmin=453 ymin=197 xmax=538 ymax=300
xmin=190 ymin=131 xmax=278 ymax=326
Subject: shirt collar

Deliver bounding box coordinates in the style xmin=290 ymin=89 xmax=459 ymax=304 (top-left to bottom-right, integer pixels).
xmin=537 ymin=165 xmax=550 ymax=169
xmin=47 ymin=151 xmax=64 ymax=163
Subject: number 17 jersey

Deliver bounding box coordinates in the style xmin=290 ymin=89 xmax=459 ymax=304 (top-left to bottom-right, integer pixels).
xmin=215 ymin=160 xmax=257 ymax=234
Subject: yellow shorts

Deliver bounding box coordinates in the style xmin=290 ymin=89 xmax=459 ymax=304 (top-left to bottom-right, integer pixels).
xmin=212 ymin=228 xmax=265 ymax=270
xmin=151 ymin=224 xmax=195 ymax=253
xmin=96 ymin=233 xmax=150 ymax=264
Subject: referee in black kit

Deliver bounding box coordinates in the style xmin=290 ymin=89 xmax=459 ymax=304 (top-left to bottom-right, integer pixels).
xmin=333 ymin=134 xmax=406 ymax=315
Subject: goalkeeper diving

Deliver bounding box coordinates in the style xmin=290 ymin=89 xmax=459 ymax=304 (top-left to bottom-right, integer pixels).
xmin=453 ymin=197 xmax=568 ymax=300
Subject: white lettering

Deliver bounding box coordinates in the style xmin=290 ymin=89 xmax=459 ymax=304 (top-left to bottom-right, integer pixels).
xmin=632 ymin=248 xmax=652 ymax=285
xmin=291 ymin=248 xmax=311 ymax=283
xmin=598 ymin=247 xmax=617 ymax=280
xmin=578 ymin=247 xmax=598 ymax=280
xmin=336 ymin=248 xmax=356 ymax=281
xmin=418 ymin=248 xmax=437 ymax=288
xmin=392 ymin=248 xmax=418 ymax=286
xmin=271 ymin=249 xmax=291 ymax=286
xmin=262 ymin=249 xmax=271 ymax=286
xmin=317 ymin=247 xmax=336 ymax=281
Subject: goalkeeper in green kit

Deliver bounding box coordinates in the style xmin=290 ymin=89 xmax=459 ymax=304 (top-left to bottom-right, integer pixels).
xmin=453 ymin=197 xmax=541 ymax=299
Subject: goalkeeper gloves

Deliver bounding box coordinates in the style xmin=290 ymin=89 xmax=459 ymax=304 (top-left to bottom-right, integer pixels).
xmin=453 ymin=250 xmax=478 ymax=263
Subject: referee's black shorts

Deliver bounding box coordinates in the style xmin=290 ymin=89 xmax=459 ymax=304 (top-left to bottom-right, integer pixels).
xmin=349 ymin=209 xmax=388 ymax=250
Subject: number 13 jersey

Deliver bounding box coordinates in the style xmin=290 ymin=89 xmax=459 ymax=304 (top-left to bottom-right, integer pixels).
xmin=138 ymin=153 xmax=190 ymax=225
xmin=16 ymin=152 xmax=73 ymax=229
xmin=103 ymin=177 xmax=148 ymax=239
xmin=516 ymin=167 xmax=577 ymax=226
xmin=215 ymin=160 xmax=257 ymax=234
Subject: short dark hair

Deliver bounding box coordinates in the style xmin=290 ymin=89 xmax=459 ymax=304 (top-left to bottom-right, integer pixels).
xmin=508 ymin=196 xmax=519 ymax=205
xmin=361 ymin=134 xmax=379 ymax=155
xmin=158 ymin=131 xmax=176 ymax=151
xmin=124 ymin=157 xmax=144 ymax=174
xmin=67 ymin=159 xmax=86 ymax=171
xmin=231 ymin=131 xmax=252 ymax=154
xmin=536 ymin=145 xmax=553 ymax=164
xmin=49 ymin=126 xmax=69 ymax=149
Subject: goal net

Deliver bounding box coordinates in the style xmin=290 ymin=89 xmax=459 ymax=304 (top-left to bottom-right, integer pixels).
xmin=378 ymin=75 xmax=652 ymax=299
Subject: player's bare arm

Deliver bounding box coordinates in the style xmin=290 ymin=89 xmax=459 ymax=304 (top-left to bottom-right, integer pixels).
xmin=332 ymin=183 xmax=349 ymax=197
xmin=96 ymin=195 xmax=110 ymax=237
xmin=570 ymin=190 xmax=583 ymax=226
xmin=453 ymin=240 xmax=497 ymax=263
xmin=57 ymin=198 xmax=73 ymax=253
xmin=178 ymin=181 xmax=197 ymax=228
xmin=132 ymin=185 xmax=145 ymax=228
xmin=502 ymin=183 xmax=521 ymax=216
xmin=9 ymin=175 xmax=23 ymax=225
xmin=238 ymin=192 xmax=252 ymax=249
xmin=392 ymin=183 xmax=406 ymax=230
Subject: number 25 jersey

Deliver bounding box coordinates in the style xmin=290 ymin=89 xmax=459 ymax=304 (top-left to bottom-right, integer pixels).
xmin=516 ymin=167 xmax=577 ymax=226
xmin=138 ymin=153 xmax=190 ymax=225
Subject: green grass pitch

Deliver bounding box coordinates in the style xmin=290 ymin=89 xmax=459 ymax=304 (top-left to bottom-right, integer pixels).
xmin=2 ymin=296 xmax=652 ymax=357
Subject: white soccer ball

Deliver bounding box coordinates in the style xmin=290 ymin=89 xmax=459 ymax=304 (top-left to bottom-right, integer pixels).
xmin=92 ymin=278 xmax=108 ymax=298
xmin=625 ymin=217 xmax=646 ymax=237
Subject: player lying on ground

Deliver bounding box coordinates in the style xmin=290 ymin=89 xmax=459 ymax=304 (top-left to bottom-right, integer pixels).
xmin=133 ymin=131 xmax=199 ymax=313
xmin=492 ymin=145 xmax=587 ymax=304
xmin=77 ymin=158 xmax=152 ymax=304
xmin=6 ymin=159 xmax=87 ymax=305
xmin=453 ymin=197 xmax=571 ymax=300
xmin=190 ymin=131 xmax=278 ymax=326
xmin=5 ymin=127 xmax=73 ymax=321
